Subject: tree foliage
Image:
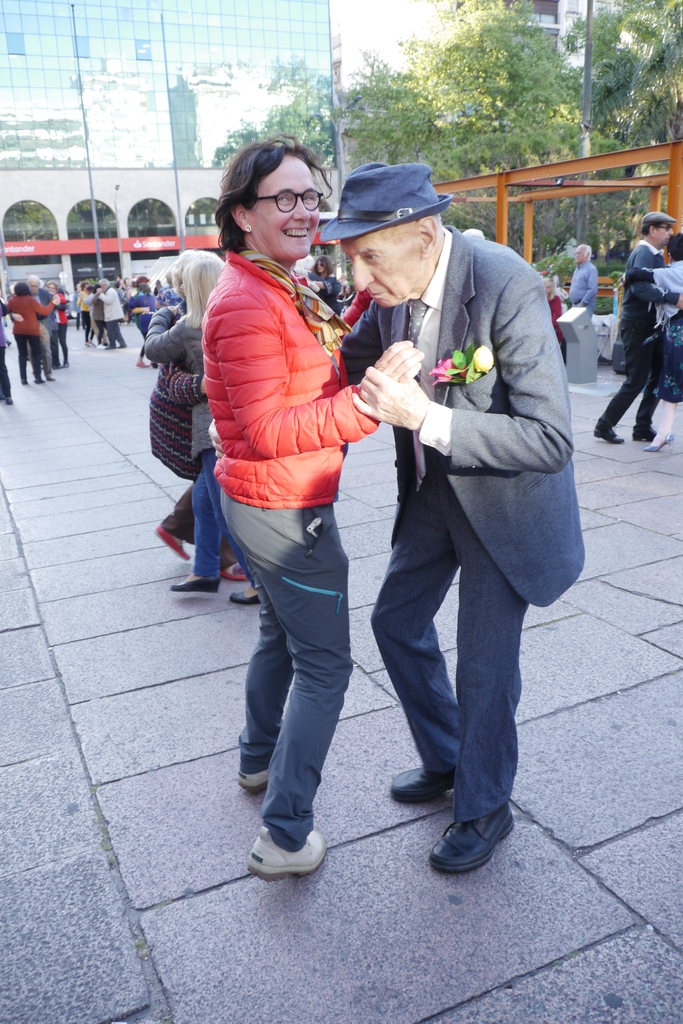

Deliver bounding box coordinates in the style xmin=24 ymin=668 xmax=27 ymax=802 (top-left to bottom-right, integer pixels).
xmin=213 ymin=61 xmax=334 ymax=167
xmin=344 ymin=0 xmax=581 ymax=180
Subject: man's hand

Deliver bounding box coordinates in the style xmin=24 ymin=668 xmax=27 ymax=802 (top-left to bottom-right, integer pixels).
xmin=200 ymin=375 xmax=207 ymax=395
xmin=208 ymin=418 xmax=224 ymax=458
xmin=352 ymin=366 xmax=431 ymax=430
xmin=676 ymin=294 xmax=683 ymax=310
xmin=374 ymin=341 xmax=424 ymax=383
xmin=10 ymin=312 xmax=23 ymax=322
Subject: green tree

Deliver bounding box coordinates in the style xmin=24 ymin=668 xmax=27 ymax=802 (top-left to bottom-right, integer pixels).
xmin=344 ymin=0 xmax=581 ymax=180
xmin=213 ymin=61 xmax=334 ymax=166
xmin=578 ymin=0 xmax=683 ymax=145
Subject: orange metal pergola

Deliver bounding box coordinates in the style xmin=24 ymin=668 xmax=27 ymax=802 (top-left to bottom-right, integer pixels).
xmin=433 ymin=141 xmax=683 ymax=263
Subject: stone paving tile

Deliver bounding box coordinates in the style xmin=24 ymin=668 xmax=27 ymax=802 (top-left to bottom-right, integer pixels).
xmin=572 ymin=459 xmax=649 ymax=485
xmin=339 ymin=457 xmax=398 ymax=490
xmin=332 ymin=496 xmax=393 ymax=528
xmin=74 ymin=662 xmax=392 ymax=785
xmin=0 ymin=532 xmax=19 ymax=559
xmin=514 ymin=673 xmax=683 ymax=848
xmin=603 ymin=554 xmax=683 ymax=606
xmin=583 ymin=815 xmax=683 ymax=948
xmin=0 ymin=439 xmax=113 ymax=468
xmin=32 ymin=548 xmax=189 ymax=605
xmin=0 ymin=679 xmax=72 ymax=768
xmin=0 ymin=626 xmax=54 ymax=689
xmin=439 ymin=929 xmax=683 ymax=1024
xmin=140 ymin=814 xmax=629 ymax=1024
xmin=125 ymin=451 xmax=186 ymax=487
xmin=338 ymin=517 xmax=394 ymax=559
xmin=0 ymin=852 xmax=148 ymax=1024
xmin=0 ymin=557 xmax=30 ymax=593
xmin=517 ymin=614 xmax=680 ymax=723
xmin=564 ymin=579 xmax=683 ymax=636
xmin=0 ymin=588 xmax=39 ymax=632
xmin=10 ymin=481 xmax=162 ymax=520
xmin=100 ymin=707 xmax=441 ymax=907
xmin=16 ymin=495 xmax=173 ymax=544
xmin=56 ymin=608 xmax=260 ymax=703
xmin=0 ymin=456 xmax=132 ymax=491
xmin=342 ymin=480 xmax=401 ymax=508
xmin=579 ymin=508 xmax=617 ymax=530
xmin=42 ymin=575 xmax=244 ymax=643
xmin=576 ymin=471 xmax=683 ymax=511
xmin=572 ymin=435 xmax=656 ymax=463
xmin=350 ymin=606 xmax=385 ymax=673
xmin=5 ymin=468 xmax=149 ymax=505
xmin=600 ymin=492 xmax=683 ymax=536
xmin=642 ymin=620 xmax=683 ymax=659
xmin=348 ymin=551 xmax=392 ymax=609
xmin=0 ymin=429 xmax=103 ymax=458
xmin=22 ymin=519 xmax=166 ymax=570
xmin=647 ymin=451 xmax=683 ymax=477
xmin=579 ymin=521 xmax=683 ymax=580
xmin=0 ymin=746 xmax=100 ymax=877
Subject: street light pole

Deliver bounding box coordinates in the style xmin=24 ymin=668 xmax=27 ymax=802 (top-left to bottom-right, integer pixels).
xmin=70 ymin=3 xmax=103 ymax=278
xmin=161 ymin=12 xmax=185 ymax=252
xmin=577 ymin=0 xmax=594 ymax=245
xmin=114 ymin=184 xmax=124 ymax=279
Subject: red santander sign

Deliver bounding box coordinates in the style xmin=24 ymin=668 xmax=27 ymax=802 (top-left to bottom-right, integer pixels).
xmin=1 ymin=235 xmax=219 ymax=257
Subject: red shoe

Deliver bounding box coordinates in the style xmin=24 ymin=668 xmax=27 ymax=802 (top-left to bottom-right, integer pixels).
xmin=155 ymin=525 xmax=190 ymax=560
xmin=220 ymin=564 xmax=248 ymax=581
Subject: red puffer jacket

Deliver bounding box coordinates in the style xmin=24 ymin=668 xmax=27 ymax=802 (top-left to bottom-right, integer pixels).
xmin=203 ymin=252 xmax=378 ymax=509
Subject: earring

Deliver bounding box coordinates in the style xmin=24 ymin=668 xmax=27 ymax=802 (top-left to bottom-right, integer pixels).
xmin=244 ymin=225 xmax=252 ymax=232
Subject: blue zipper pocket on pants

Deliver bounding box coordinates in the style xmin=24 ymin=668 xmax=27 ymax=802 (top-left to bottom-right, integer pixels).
xmin=281 ymin=576 xmax=343 ymax=614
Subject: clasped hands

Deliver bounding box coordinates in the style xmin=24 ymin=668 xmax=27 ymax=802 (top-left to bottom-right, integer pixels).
xmin=352 ymin=341 xmax=431 ymax=430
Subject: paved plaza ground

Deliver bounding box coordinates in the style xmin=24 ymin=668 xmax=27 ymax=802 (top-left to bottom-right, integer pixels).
xmin=2 ymin=320 xmax=683 ymax=1023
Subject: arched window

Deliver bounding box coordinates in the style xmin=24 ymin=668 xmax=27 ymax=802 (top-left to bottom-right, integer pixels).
xmin=67 ymin=200 xmax=118 ymax=239
xmin=185 ymin=197 xmax=217 ymax=236
xmin=128 ymin=199 xmax=176 ymax=238
xmin=3 ymin=201 xmax=58 ymax=242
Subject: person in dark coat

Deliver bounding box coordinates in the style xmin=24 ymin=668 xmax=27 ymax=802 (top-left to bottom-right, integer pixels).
xmin=595 ymin=211 xmax=683 ymax=444
xmin=308 ymin=254 xmax=342 ymax=314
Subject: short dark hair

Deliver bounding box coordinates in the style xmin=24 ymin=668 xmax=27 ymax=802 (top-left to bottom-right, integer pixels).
xmin=642 ymin=219 xmax=669 ymax=236
xmin=668 ymin=232 xmax=683 ymax=262
xmin=14 ymin=281 xmax=30 ymax=296
xmin=314 ymin=254 xmax=333 ymax=276
xmin=215 ymin=136 xmax=330 ymax=253
xmin=138 ymin=282 xmax=151 ymax=294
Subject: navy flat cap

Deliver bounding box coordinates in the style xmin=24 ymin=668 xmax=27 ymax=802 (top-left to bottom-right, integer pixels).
xmin=320 ymin=162 xmax=453 ymax=242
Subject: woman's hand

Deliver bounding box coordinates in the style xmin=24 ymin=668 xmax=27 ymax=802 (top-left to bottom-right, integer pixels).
xmin=10 ymin=312 xmax=23 ymax=322
xmin=209 ymin=419 xmax=224 ymax=458
xmin=200 ymin=376 xmax=207 ymax=395
xmin=374 ymin=341 xmax=424 ymax=382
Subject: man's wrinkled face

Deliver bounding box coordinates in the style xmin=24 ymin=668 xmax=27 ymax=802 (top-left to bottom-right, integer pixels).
xmin=647 ymin=224 xmax=674 ymax=250
xmin=341 ymin=220 xmax=439 ymax=307
xmin=27 ymin=277 xmax=39 ymax=295
xmin=575 ymin=246 xmax=590 ymax=265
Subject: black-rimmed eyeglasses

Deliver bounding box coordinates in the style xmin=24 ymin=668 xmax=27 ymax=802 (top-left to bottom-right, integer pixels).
xmin=255 ymin=190 xmax=324 ymax=213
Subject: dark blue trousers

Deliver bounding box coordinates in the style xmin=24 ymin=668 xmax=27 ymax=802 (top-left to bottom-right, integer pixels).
xmin=371 ymin=451 xmax=528 ymax=823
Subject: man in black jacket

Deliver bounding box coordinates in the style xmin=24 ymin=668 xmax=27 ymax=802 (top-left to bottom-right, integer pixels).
xmin=595 ymin=211 xmax=681 ymax=443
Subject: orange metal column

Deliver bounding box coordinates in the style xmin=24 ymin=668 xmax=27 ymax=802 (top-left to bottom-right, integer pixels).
xmin=666 ymin=140 xmax=683 ymax=229
xmin=649 ymin=185 xmax=662 ymax=212
xmin=523 ymin=201 xmax=534 ymax=263
xmin=496 ymin=172 xmax=509 ymax=246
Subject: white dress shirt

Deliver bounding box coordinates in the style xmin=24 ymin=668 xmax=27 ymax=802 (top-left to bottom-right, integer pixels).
xmin=414 ymin=229 xmax=454 ymax=456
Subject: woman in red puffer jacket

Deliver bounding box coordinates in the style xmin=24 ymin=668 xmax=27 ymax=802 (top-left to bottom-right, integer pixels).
xmin=202 ymin=138 xmax=379 ymax=883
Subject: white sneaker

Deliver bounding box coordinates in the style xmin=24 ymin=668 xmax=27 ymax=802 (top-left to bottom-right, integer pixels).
xmin=238 ymin=768 xmax=268 ymax=793
xmin=247 ymin=826 xmax=327 ymax=881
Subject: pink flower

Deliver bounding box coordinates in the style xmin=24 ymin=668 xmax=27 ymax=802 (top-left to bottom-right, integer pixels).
xmin=429 ymin=357 xmax=454 ymax=383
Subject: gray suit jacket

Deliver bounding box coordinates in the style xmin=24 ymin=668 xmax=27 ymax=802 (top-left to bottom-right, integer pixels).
xmin=341 ymin=228 xmax=585 ymax=606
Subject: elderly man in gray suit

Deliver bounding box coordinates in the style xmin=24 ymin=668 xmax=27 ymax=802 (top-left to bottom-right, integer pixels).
xmin=321 ymin=163 xmax=584 ymax=873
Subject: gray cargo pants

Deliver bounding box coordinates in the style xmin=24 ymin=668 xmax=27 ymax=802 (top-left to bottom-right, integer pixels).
xmin=222 ymin=494 xmax=352 ymax=852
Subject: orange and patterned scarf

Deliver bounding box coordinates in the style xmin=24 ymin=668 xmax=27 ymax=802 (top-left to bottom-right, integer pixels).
xmin=240 ymin=249 xmax=350 ymax=355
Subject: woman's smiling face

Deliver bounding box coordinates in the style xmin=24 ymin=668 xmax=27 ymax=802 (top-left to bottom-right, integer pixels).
xmin=232 ymin=155 xmax=319 ymax=272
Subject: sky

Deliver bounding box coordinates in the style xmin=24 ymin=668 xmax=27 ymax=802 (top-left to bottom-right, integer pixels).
xmin=328 ymin=0 xmax=432 ymax=89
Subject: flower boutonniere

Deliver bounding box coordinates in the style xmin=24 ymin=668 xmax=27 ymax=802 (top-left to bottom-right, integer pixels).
xmin=430 ymin=344 xmax=494 ymax=385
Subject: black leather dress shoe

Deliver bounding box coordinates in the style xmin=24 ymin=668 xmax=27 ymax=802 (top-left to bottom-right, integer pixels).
xmin=594 ymin=422 xmax=624 ymax=444
xmin=633 ymin=427 xmax=656 ymax=442
xmin=170 ymin=575 xmax=220 ymax=593
xmin=429 ymin=802 xmax=513 ymax=873
xmin=229 ymin=590 xmax=260 ymax=605
xmin=390 ymin=767 xmax=456 ymax=804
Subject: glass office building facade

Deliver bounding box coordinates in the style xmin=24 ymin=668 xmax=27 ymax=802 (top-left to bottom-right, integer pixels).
xmin=0 ymin=0 xmax=334 ymax=171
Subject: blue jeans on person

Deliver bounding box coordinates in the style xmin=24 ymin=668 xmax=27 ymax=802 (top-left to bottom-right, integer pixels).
xmin=192 ymin=448 xmax=253 ymax=582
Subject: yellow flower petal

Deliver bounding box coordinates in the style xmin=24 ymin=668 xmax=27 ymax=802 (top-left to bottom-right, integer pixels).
xmin=472 ymin=346 xmax=494 ymax=373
